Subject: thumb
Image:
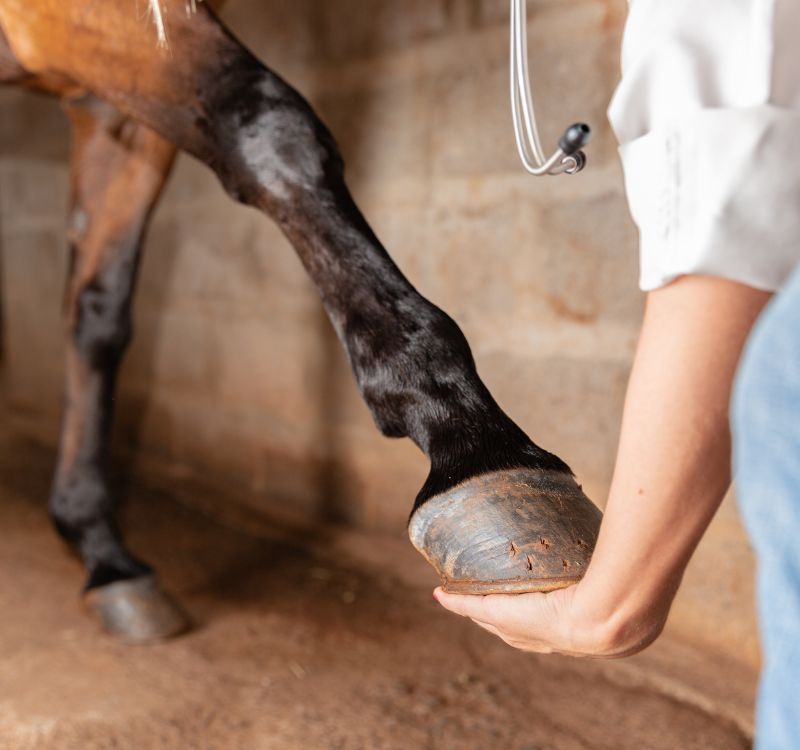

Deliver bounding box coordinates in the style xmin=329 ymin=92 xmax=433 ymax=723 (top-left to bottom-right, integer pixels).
xmin=435 ymin=586 xmax=564 ymax=630
xmin=434 ymin=587 xmax=497 ymax=621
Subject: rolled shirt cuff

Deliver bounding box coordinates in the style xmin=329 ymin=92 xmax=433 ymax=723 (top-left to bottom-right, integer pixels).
xmin=618 ymin=105 xmax=800 ymax=292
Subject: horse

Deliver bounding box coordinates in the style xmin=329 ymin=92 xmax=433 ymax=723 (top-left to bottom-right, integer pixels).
xmin=0 ymin=0 xmax=601 ymax=642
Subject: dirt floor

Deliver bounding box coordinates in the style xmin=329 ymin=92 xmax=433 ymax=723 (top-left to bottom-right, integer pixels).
xmin=0 ymin=428 xmax=757 ymax=750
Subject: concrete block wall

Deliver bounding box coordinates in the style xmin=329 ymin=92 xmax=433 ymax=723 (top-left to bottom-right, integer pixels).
xmin=0 ymin=0 xmax=759 ymax=666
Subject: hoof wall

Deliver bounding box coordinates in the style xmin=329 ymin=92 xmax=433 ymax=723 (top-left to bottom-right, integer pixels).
xmin=409 ymin=469 xmax=602 ymax=595
xmin=85 ymin=575 xmax=190 ymax=643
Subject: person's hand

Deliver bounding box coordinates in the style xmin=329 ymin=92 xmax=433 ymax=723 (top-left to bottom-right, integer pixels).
xmin=433 ymin=581 xmax=665 ymax=658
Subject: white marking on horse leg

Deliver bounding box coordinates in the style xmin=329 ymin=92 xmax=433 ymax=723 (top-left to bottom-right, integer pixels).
xmin=236 ymin=79 xmax=329 ymax=201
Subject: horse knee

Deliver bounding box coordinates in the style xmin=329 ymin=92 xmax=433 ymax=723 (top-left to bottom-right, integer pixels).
xmin=71 ymin=277 xmax=134 ymax=370
xmin=205 ymin=66 xmax=343 ymax=206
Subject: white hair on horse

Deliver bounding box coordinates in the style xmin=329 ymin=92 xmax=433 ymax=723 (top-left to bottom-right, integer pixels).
xmin=147 ymin=0 xmax=200 ymax=47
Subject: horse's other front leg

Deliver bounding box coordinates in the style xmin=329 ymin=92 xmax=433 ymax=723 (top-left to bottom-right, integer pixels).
xmin=51 ymin=95 xmax=188 ymax=641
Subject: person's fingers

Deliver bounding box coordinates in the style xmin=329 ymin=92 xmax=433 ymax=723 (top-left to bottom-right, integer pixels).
xmin=470 ymin=619 xmax=553 ymax=653
xmin=435 ymin=587 xmax=573 ymax=644
xmin=433 ymin=588 xmax=529 ymax=625
xmin=434 ymin=588 xmax=554 ymax=634
xmin=434 ymin=583 xmax=601 ymax=656
xmin=433 ymin=588 xmax=494 ymax=621
xmin=469 ymin=618 xmax=503 ymax=637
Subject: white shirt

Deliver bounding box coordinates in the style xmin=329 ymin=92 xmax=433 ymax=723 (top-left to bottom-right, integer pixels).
xmin=608 ymin=0 xmax=800 ymax=292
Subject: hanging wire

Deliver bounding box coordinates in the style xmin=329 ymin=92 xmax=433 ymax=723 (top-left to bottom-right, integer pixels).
xmin=510 ymin=0 xmax=589 ymax=176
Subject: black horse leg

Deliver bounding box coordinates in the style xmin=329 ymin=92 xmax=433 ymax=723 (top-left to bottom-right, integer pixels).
xmin=183 ymin=39 xmax=601 ymax=593
xmin=197 ymin=58 xmax=571 ymax=510
xmin=50 ymin=95 xmax=188 ymax=640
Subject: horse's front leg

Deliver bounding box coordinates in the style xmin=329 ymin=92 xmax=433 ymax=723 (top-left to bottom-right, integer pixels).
xmin=198 ymin=53 xmax=602 ymax=593
xmin=50 ymin=95 xmax=188 ymax=641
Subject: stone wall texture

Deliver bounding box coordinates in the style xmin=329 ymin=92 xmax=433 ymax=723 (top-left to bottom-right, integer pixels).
xmin=0 ymin=0 xmax=759 ymax=667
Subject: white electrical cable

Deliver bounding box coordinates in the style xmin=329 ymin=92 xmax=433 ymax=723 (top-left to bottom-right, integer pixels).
xmin=510 ymin=0 xmax=590 ymax=176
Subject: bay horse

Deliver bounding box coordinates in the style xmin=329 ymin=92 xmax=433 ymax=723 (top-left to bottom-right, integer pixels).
xmin=0 ymin=0 xmax=601 ymax=641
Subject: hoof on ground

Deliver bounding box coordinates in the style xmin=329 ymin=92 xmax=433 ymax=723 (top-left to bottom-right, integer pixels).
xmin=409 ymin=468 xmax=602 ymax=595
xmin=85 ymin=575 xmax=190 ymax=643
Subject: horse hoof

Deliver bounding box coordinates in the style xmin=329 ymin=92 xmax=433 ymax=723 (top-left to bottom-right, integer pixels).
xmin=409 ymin=468 xmax=602 ymax=595
xmin=84 ymin=575 xmax=190 ymax=643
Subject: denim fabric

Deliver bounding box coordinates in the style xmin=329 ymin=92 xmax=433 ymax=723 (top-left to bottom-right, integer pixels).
xmin=732 ymin=264 xmax=800 ymax=750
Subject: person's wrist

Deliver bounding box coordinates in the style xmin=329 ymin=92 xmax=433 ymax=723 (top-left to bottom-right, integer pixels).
xmin=567 ymin=572 xmax=671 ymax=657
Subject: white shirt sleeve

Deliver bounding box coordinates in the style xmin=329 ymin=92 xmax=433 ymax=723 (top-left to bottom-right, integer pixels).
xmin=608 ymin=0 xmax=800 ymax=292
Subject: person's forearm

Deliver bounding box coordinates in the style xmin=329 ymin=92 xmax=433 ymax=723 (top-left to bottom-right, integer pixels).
xmin=578 ymin=275 xmax=771 ymax=653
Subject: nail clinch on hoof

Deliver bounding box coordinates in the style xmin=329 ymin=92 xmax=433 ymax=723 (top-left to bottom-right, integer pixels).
xmin=85 ymin=575 xmax=190 ymax=643
xmin=409 ymin=468 xmax=602 ymax=595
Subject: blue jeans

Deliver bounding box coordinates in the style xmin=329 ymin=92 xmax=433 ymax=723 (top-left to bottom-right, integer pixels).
xmin=732 ymin=265 xmax=800 ymax=750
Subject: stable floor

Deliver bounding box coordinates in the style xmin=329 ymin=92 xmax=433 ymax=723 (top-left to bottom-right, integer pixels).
xmin=0 ymin=429 xmax=757 ymax=749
